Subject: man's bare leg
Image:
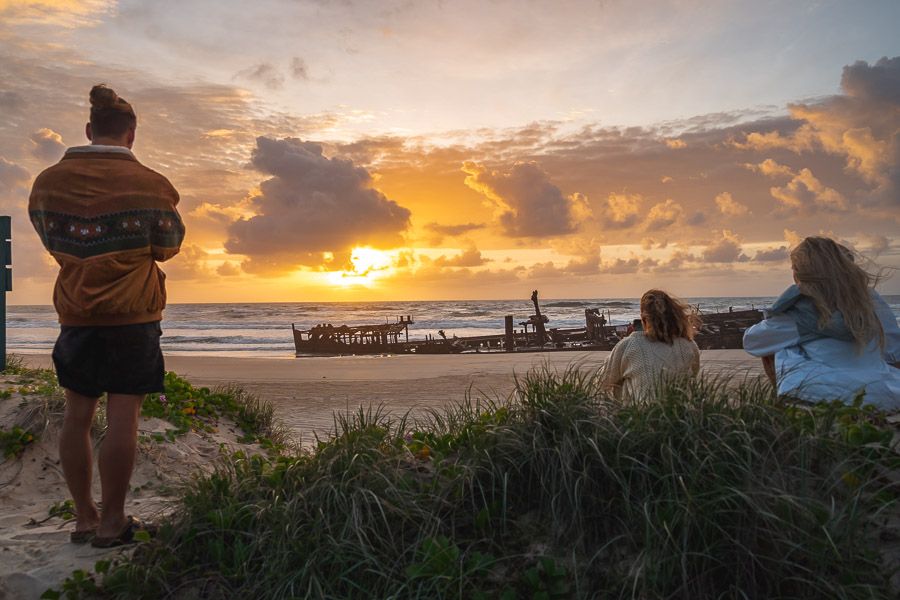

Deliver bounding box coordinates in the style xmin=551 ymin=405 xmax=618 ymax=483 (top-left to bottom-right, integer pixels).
xmin=96 ymin=394 xmax=143 ymax=538
xmin=59 ymin=390 xmax=101 ymax=534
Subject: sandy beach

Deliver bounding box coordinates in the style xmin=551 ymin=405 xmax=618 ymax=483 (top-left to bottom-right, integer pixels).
xmin=22 ymin=350 xmax=762 ymax=441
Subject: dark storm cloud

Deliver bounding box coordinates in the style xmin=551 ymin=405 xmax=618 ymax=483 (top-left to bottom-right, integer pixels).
xmin=225 ymin=137 xmax=411 ymax=273
xmin=462 ymin=161 xmax=590 ymax=237
xmin=841 ymin=56 xmax=900 ymax=105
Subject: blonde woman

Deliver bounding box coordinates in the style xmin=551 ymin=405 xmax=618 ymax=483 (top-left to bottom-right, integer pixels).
xmin=603 ymin=289 xmax=700 ymax=399
xmin=743 ymin=237 xmax=900 ymax=408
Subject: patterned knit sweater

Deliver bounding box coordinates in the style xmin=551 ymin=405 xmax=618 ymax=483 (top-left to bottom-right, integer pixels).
xmin=29 ymin=146 xmax=184 ymax=326
xmin=602 ymin=332 xmax=700 ymax=399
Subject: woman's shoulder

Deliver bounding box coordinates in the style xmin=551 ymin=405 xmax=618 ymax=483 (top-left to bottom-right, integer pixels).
xmin=676 ymin=336 xmax=699 ymax=348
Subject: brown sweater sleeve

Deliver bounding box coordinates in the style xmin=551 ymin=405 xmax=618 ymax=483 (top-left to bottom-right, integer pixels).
xmin=151 ymin=180 xmax=185 ymax=262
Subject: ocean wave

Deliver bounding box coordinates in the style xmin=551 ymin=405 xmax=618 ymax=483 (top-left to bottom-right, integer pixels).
xmin=161 ymin=323 xmax=287 ymax=331
xmin=162 ymin=335 xmax=288 ymax=345
xmin=544 ymin=301 xmax=591 ymax=308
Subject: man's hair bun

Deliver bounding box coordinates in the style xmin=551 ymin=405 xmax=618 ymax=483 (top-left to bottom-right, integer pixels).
xmin=90 ymin=84 xmax=121 ymax=109
xmin=88 ymin=84 xmax=136 ymax=137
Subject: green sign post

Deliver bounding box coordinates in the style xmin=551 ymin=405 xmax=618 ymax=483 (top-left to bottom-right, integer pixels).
xmin=1 ymin=216 xmax=10 ymax=372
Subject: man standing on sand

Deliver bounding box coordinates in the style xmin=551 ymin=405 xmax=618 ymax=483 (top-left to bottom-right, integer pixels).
xmin=28 ymin=84 xmax=184 ymax=547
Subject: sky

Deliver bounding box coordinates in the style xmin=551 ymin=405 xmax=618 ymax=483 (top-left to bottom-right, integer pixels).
xmin=1 ymin=0 xmax=899 ymax=303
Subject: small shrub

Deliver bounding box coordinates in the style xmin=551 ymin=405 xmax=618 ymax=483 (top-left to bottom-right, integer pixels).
xmin=0 ymin=425 xmax=36 ymax=458
xmin=142 ymin=372 xmax=287 ymax=450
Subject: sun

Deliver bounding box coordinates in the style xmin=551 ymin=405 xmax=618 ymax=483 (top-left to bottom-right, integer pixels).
xmin=326 ymin=246 xmax=395 ymax=287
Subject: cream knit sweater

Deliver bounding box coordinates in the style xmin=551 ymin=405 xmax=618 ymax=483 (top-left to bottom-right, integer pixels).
xmin=603 ymin=332 xmax=700 ymax=399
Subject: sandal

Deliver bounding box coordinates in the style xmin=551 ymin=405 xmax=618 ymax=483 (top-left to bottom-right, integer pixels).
xmin=91 ymin=516 xmax=155 ymax=548
xmin=70 ymin=528 xmax=97 ymax=544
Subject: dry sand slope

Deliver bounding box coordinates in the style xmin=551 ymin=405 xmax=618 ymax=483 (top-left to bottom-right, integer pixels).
xmin=0 ymin=373 xmax=264 ymax=600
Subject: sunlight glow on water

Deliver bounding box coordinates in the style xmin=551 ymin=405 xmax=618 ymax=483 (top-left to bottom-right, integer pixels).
xmin=8 ymin=296 xmax=899 ymax=358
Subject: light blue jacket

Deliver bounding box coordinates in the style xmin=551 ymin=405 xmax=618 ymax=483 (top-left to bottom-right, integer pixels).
xmin=743 ymin=285 xmax=900 ymax=409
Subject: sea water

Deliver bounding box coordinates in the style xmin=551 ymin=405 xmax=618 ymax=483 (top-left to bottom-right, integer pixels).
xmin=7 ymin=296 xmax=900 ymax=358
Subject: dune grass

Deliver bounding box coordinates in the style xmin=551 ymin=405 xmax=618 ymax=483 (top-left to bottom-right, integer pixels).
xmin=82 ymin=366 xmax=900 ymax=599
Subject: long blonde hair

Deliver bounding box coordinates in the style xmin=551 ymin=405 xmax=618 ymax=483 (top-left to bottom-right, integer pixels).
xmin=640 ymin=289 xmax=698 ymax=345
xmin=790 ymin=236 xmax=883 ymax=349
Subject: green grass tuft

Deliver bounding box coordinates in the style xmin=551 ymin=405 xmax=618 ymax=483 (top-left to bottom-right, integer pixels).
xmin=65 ymin=368 xmax=900 ymax=598
xmin=2 ymin=353 xmax=28 ymax=375
xmin=141 ymin=372 xmax=291 ymax=450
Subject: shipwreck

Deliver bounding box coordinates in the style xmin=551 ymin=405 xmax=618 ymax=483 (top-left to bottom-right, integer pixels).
xmin=291 ymin=291 xmax=763 ymax=356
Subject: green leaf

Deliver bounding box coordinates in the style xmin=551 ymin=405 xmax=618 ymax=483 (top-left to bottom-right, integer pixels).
xmin=133 ymin=530 xmax=151 ymax=542
xmin=94 ymin=559 xmax=111 ymax=574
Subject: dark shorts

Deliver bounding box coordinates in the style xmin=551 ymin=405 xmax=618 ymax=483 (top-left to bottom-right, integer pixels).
xmin=52 ymin=321 xmax=165 ymax=398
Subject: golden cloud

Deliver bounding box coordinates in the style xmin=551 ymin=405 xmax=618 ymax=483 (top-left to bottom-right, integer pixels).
xmin=714 ymin=192 xmax=750 ymax=217
xmin=0 ymin=0 xmax=115 ymax=28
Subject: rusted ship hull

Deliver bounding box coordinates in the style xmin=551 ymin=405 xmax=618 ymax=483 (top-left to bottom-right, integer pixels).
xmin=291 ymin=301 xmax=763 ymax=356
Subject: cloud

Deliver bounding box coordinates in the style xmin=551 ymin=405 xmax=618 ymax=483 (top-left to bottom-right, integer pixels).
xmin=601 ymin=256 xmax=659 ymax=274
xmin=0 ymin=156 xmax=30 ymax=192
xmin=714 ymin=191 xmax=749 ymax=216
xmin=665 ymin=138 xmax=686 ymax=149
xmin=769 ymin=168 xmax=847 ymax=214
xmin=0 ymin=0 xmax=116 ymax=28
xmin=161 ymin=244 xmax=214 ymax=281
xmin=0 ymin=91 xmax=25 ymax=113
xmin=601 ymin=193 xmax=641 ymax=229
xmin=701 ymin=230 xmax=749 ymax=263
xmin=565 ymin=253 xmax=603 ymax=275
xmin=290 ymin=57 xmax=309 ymax=81
xmin=29 ymin=128 xmax=65 ymax=162
xmin=746 ymin=160 xmax=847 ymax=214
xmin=739 ymin=56 xmax=900 ymax=204
xmin=225 ymin=137 xmax=411 ymax=273
xmin=216 ymin=262 xmax=242 ymax=277
xmin=423 ymin=222 xmax=485 ymax=237
xmin=685 ymin=210 xmax=706 ymax=226
xmin=235 ymin=63 xmax=285 ymax=89
xmin=433 ymin=247 xmax=490 ymax=267
xmin=783 ymin=229 xmax=803 ymax=248
xmin=857 ymin=234 xmax=890 ymax=258
xmin=745 ymin=158 xmax=794 ymax=178
xmin=644 ymin=199 xmax=683 ymax=231
xmin=753 ymin=246 xmax=789 ymax=262
xmin=655 ymin=249 xmax=696 ymax=271
xmin=841 ymin=56 xmax=900 ymax=104
xmin=462 ymin=161 xmax=590 ymax=237
xmin=641 ymin=237 xmax=668 ymax=250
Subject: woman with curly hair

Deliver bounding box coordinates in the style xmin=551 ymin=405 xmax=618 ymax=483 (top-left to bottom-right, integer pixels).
xmin=603 ymin=289 xmax=700 ymax=399
xmin=743 ymin=236 xmax=900 ymax=408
